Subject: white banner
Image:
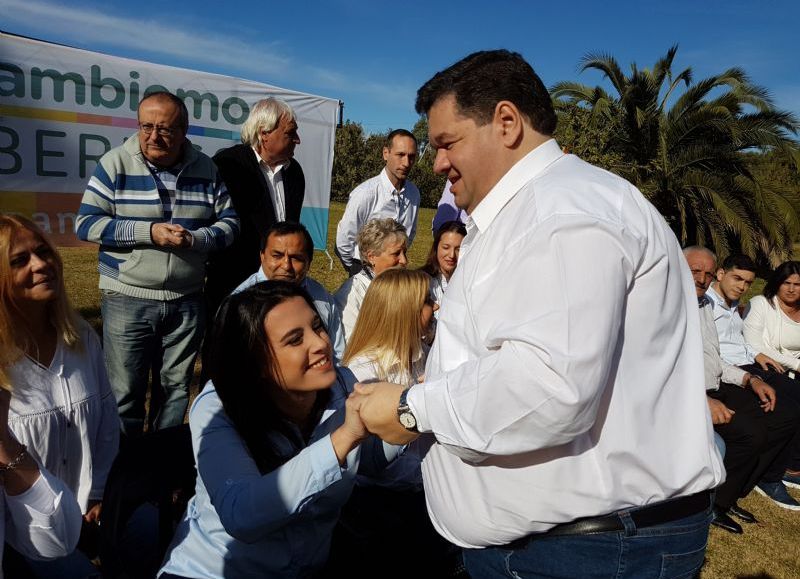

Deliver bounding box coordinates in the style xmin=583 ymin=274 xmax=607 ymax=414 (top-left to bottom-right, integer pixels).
xmin=0 ymin=31 xmax=339 ymax=249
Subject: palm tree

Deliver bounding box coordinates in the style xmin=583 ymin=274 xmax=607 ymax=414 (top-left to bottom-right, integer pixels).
xmin=551 ymin=45 xmax=800 ymax=265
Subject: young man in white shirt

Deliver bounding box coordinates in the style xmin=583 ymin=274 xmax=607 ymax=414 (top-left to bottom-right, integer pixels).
xmin=335 ymin=130 xmax=420 ymax=275
xmin=351 ymin=49 xmax=723 ymax=578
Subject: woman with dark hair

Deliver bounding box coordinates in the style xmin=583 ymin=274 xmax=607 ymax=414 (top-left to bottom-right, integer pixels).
xmin=159 ymin=281 xmax=398 ymax=578
xmin=0 ymin=214 xmax=118 ymax=578
xmin=744 ymin=261 xmax=800 ymax=372
xmin=743 ymin=260 xmax=800 ymax=492
xmin=419 ymin=220 xmax=467 ymax=315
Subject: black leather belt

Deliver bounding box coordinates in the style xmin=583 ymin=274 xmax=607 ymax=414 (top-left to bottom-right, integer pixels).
xmin=507 ymin=489 xmax=712 ymax=548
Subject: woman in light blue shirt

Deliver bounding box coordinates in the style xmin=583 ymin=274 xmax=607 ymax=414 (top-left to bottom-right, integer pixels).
xmin=159 ymin=281 xmax=397 ymax=579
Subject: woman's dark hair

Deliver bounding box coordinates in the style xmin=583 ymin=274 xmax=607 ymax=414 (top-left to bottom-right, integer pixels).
xmin=202 ymin=281 xmax=328 ymax=472
xmin=420 ymin=220 xmax=467 ymax=278
xmin=763 ymin=261 xmax=800 ymax=306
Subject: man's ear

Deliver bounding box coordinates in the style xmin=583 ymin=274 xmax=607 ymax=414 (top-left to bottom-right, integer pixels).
xmin=493 ymin=100 xmax=523 ymax=148
xmin=716 ymin=268 xmax=725 ymax=282
xmin=382 ymin=147 xmax=390 ymax=163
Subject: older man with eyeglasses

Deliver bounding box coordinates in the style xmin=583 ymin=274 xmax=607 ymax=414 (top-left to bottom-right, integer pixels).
xmin=76 ymin=91 xmax=239 ymax=437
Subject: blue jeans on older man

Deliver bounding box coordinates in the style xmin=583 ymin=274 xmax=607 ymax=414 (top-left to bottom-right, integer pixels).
xmin=101 ymin=290 xmax=204 ymax=437
xmin=463 ymin=496 xmax=713 ymax=579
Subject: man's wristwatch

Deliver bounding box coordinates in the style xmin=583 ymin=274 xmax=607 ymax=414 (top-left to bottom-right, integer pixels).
xmin=397 ymin=388 xmax=419 ymax=432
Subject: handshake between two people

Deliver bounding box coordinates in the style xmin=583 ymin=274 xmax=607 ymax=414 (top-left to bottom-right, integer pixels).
xmin=342 ymin=382 xmax=421 ymax=446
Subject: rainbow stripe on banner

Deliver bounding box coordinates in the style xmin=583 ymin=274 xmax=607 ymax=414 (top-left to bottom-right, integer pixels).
xmin=0 ymin=104 xmax=240 ymax=140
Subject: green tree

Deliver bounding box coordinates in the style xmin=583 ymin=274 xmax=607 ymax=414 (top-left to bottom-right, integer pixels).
xmin=554 ymin=101 xmax=624 ymax=170
xmin=551 ymin=45 xmax=800 ymax=265
xmin=330 ymin=120 xmax=370 ymax=202
xmin=409 ymin=116 xmax=447 ymax=208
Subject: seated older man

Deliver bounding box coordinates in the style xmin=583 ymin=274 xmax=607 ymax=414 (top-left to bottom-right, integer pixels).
xmin=233 ymin=221 xmax=345 ymax=359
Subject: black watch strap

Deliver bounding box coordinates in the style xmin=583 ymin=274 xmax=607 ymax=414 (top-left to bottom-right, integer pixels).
xmin=397 ymin=388 xmax=418 ymax=432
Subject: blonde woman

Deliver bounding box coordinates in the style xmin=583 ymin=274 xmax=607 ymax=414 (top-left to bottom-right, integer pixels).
xmin=329 ymin=269 xmax=461 ymax=578
xmin=0 ymin=215 xmax=118 ymax=578
xmin=343 ymin=268 xmax=435 ymax=388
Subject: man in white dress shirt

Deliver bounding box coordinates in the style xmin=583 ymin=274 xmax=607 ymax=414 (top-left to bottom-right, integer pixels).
xmin=335 ymin=129 xmax=419 ymax=275
xmin=352 ymin=50 xmax=723 ymax=578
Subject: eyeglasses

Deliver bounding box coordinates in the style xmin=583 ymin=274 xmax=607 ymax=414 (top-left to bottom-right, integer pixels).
xmin=139 ymin=123 xmax=180 ymax=137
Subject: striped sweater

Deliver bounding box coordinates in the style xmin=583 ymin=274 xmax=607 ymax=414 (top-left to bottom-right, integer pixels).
xmin=76 ymin=134 xmax=239 ymax=301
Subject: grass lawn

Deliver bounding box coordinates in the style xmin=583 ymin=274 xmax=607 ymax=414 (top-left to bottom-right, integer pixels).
xmin=59 ymin=201 xmax=800 ymax=578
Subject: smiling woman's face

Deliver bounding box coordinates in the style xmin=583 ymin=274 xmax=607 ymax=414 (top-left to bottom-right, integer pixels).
xmin=8 ymin=227 xmax=60 ymax=307
xmin=264 ymin=296 xmax=335 ymax=393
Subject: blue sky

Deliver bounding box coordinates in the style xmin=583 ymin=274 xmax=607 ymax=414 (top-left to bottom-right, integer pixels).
xmin=2 ymin=0 xmax=798 ymax=134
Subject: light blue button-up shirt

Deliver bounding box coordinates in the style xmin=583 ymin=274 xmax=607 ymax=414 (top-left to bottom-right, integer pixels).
xmin=706 ymin=285 xmax=757 ymax=366
xmin=159 ymin=370 xmax=399 ymax=578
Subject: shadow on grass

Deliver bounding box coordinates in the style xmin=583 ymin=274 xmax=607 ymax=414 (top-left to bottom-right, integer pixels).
xmin=79 ymin=306 xmax=102 ymax=334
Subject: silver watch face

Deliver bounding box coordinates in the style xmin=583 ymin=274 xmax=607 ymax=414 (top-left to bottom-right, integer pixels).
xmin=399 ymin=411 xmax=417 ymax=429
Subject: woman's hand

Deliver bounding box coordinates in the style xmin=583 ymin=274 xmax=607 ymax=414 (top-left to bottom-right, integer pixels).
xmin=330 ymin=393 xmax=370 ymax=465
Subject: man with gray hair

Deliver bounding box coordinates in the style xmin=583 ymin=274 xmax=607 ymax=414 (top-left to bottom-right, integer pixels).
xmin=206 ymin=97 xmax=306 ymax=316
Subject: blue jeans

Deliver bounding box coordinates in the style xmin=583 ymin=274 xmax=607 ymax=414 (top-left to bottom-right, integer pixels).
xmin=463 ymin=499 xmax=713 ymax=579
xmin=101 ymin=291 xmax=204 ymax=437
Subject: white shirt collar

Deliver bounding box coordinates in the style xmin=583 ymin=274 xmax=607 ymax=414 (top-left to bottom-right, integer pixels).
xmin=470 ymin=139 xmax=563 ymax=233
xmin=706 ymin=284 xmax=735 ymax=311
xmin=380 ymin=167 xmax=405 ymax=195
xmin=252 ymin=146 xmax=288 ymax=175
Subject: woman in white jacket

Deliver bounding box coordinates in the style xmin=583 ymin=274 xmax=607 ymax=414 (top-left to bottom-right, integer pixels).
xmin=743 ymin=260 xmax=800 ymax=490
xmin=0 ymin=215 xmax=119 ymax=578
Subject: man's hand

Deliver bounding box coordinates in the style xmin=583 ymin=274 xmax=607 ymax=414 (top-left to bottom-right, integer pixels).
xmin=351 ymin=382 xmax=420 ymax=445
xmin=707 ymin=396 xmax=735 ymax=425
xmin=748 ymin=377 xmax=776 ymax=412
xmin=755 ymin=353 xmax=784 ymax=373
xmin=151 ymin=223 xmax=192 ymax=248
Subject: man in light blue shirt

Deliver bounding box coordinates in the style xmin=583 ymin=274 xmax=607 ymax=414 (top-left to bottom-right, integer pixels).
xmin=232 ymin=221 xmax=346 ymax=359
xmin=706 ymin=254 xmax=781 ymax=370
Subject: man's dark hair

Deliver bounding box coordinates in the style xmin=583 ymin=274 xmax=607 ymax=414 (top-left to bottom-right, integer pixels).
xmin=138 ymin=91 xmax=189 ymax=132
xmin=385 ymin=128 xmax=417 ymax=149
xmin=720 ymin=254 xmax=757 ymax=274
xmin=415 ymin=49 xmax=557 ymax=135
xmin=259 ymin=221 xmax=314 ymax=261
